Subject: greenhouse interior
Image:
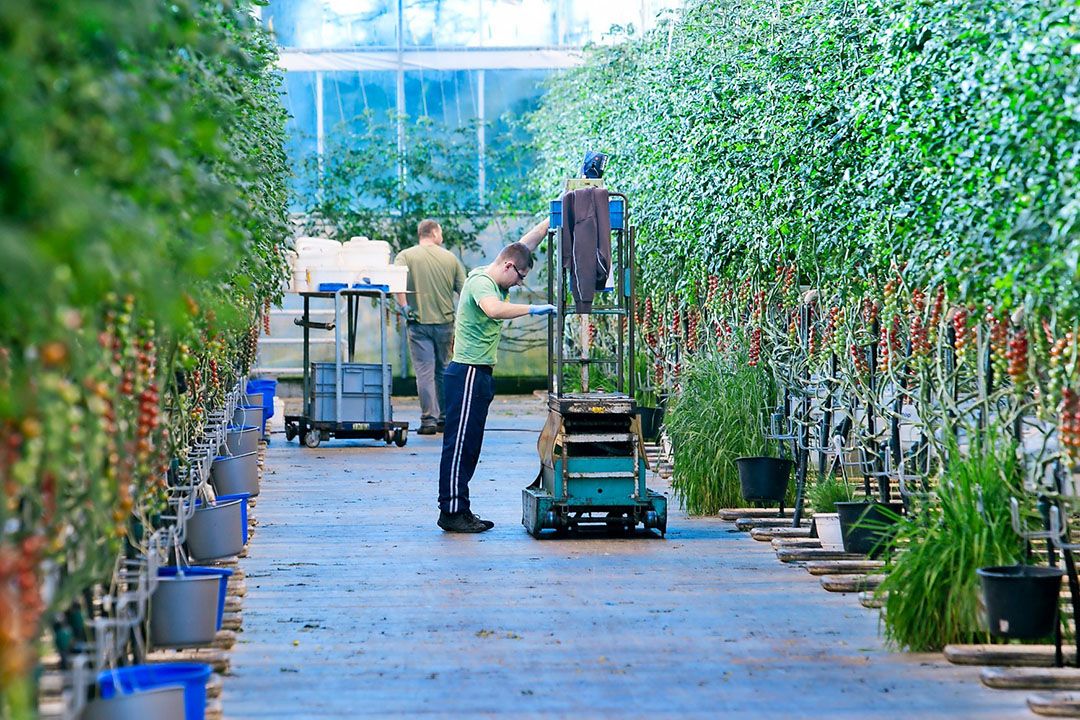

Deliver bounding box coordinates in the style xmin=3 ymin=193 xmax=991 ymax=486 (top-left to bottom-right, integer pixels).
xmin=1 ymin=0 xmax=1078 ymax=718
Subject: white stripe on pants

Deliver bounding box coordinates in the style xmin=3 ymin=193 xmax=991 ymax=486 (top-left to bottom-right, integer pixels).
xmin=449 ymin=366 xmax=475 ymax=513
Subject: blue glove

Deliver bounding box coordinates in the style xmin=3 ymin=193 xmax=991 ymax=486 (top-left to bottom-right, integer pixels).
xmin=528 ymin=304 xmax=557 ymax=316
xmin=398 ymin=304 xmax=419 ymax=322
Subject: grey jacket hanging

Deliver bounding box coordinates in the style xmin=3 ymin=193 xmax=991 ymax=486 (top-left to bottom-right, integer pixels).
xmin=560 ymin=186 xmax=612 ymax=313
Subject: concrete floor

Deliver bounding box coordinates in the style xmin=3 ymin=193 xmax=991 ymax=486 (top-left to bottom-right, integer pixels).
xmin=223 ymin=395 xmax=1033 ymax=718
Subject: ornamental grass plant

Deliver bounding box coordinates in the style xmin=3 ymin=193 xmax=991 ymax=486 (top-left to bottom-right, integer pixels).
xmin=877 ymin=435 xmax=1027 ymax=651
xmin=668 ymin=350 xmax=775 ymax=514
xmin=808 ymin=473 xmax=854 ymax=513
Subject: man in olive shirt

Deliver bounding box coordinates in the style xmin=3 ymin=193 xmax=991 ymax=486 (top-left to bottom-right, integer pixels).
xmin=394 ymin=219 xmax=467 ymax=435
xmin=437 ymin=218 xmax=556 ymax=533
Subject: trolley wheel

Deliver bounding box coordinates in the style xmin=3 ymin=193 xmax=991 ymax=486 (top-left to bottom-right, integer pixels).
xmin=384 ymin=430 xmax=394 ymax=445
xmin=394 ymin=429 xmax=408 ymax=448
xmin=285 ymin=424 xmax=296 ymax=442
xmin=303 ymin=429 xmax=321 ymax=448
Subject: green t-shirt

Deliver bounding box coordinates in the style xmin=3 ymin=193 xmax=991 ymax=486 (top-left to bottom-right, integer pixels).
xmin=453 ymin=267 xmax=509 ymax=366
xmin=393 ymin=244 xmax=467 ymax=324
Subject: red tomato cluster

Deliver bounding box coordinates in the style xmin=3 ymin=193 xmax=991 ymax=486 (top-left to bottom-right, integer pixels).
xmin=850 ymin=342 xmax=869 ymax=376
xmin=748 ymin=327 xmax=762 ymax=366
xmin=0 ymin=536 xmax=45 ymax=687
xmin=1061 ymin=388 xmax=1080 ymax=458
xmin=952 ymin=307 xmax=971 ymax=356
xmin=1006 ymin=329 xmax=1028 ymax=386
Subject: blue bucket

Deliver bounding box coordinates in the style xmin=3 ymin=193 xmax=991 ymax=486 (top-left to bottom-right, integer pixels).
xmin=98 ymin=663 xmax=212 ymax=720
xmin=246 ymin=379 xmax=277 ymax=420
xmin=157 ymin=567 xmax=233 ymax=630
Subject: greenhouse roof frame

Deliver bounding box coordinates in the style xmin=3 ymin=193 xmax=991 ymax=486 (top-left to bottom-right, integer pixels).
xmin=278 ymin=47 xmax=583 ymax=72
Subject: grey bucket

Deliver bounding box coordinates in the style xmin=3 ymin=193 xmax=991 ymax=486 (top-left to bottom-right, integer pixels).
xmin=149 ymin=573 xmax=220 ymax=648
xmin=223 ymin=426 xmax=260 ymax=456
xmin=232 ymin=404 xmax=264 ymax=430
xmin=81 ymin=685 xmax=185 ymax=720
xmin=211 ymin=452 xmax=259 ymax=497
xmin=185 ymin=498 xmax=245 ymax=562
xmin=245 ymin=391 xmax=264 ymax=407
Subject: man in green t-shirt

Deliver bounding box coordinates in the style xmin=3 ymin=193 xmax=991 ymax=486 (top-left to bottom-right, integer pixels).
xmin=437 ymin=218 xmax=555 ymax=533
xmin=394 ymin=219 xmax=467 ymax=435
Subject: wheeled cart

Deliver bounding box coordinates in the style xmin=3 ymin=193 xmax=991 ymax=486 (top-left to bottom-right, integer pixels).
xmin=284 ymin=286 xmax=408 ymax=448
xmin=523 ymin=191 xmax=668 ymax=537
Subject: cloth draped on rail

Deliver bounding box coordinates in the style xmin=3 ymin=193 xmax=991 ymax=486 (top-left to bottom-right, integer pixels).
xmin=559 ymin=186 xmax=612 ymax=313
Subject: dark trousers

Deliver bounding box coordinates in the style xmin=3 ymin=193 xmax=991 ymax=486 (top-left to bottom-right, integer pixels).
xmin=406 ymin=322 xmax=453 ymax=428
xmin=438 ymin=362 xmax=495 ymax=513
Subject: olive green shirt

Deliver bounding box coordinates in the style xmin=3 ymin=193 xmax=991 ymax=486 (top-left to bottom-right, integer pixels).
xmin=453 ymin=267 xmax=509 ymax=366
xmin=393 ymin=244 xmax=467 ymax=324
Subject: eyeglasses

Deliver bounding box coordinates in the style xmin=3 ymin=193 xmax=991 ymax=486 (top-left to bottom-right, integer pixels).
xmin=511 ymin=264 xmax=528 ymax=283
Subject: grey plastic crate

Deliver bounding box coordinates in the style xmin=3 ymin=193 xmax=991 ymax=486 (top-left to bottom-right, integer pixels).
xmin=312 ymin=362 xmax=384 ymax=395
xmin=310 ymin=362 xmax=391 ymax=424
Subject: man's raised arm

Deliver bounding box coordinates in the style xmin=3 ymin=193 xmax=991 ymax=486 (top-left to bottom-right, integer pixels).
xmin=519 ymin=218 xmax=550 ymax=253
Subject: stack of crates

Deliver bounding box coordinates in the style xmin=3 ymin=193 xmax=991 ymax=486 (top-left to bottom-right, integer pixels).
xmin=310 ymin=362 xmax=390 ymax=424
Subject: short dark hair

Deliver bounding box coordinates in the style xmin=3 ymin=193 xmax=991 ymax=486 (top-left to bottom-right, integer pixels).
xmin=495 ymin=242 xmax=534 ymax=270
xmin=417 ymin=219 xmax=441 ymax=239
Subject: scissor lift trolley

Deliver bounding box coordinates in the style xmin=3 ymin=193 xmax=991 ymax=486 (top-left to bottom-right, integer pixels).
xmin=284 ymin=286 xmax=408 ymax=448
xmin=523 ymin=192 xmax=667 ymax=537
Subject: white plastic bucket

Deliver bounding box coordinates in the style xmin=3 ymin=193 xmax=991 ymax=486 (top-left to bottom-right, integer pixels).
xmin=342 ymin=237 xmax=392 ymax=267
xmin=294 ymin=237 xmax=340 ymax=255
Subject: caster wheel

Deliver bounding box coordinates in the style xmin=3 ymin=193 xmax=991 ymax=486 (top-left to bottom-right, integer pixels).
xmin=394 ymin=429 xmax=407 ymax=448
xmin=285 ymin=425 xmax=296 ymax=442
xmin=304 ymin=429 xmax=321 ymax=448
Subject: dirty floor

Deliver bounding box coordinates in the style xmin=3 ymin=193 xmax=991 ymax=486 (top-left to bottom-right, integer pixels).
xmin=223 ymin=395 xmax=1031 ymax=718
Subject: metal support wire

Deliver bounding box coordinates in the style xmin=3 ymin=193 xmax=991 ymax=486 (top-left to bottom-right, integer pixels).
xmin=58 ymin=373 xmax=248 ymax=718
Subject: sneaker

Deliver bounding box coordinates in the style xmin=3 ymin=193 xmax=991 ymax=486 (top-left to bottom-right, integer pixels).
xmin=417 ymin=425 xmax=437 ymax=436
xmin=437 ymin=510 xmax=490 ymax=533
xmin=436 ymin=421 xmax=445 ymax=433
xmin=466 ymin=510 xmax=495 ymax=530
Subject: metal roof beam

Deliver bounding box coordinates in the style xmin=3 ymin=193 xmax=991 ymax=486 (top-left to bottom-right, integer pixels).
xmin=278 ymin=47 xmax=583 ymax=72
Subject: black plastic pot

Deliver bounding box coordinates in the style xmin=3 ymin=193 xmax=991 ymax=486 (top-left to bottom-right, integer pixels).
xmin=638 ymin=407 xmax=665 ymax=442
xmin=735 ymin=457 xmax=793 ymax=503
xmin=977 ymin=565 xmax=1064 ymax=639
xmin=835 ymin=501 xmax=904 ymax=558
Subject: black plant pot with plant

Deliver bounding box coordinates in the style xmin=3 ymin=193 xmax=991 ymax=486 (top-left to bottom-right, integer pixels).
xmin=836 ymin=501 xmax=904 ymax=557
xmin=735 ymin=456 xmax=793 ymax=504
xmin=977 ymin=565 xmax=1064 ymax=639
